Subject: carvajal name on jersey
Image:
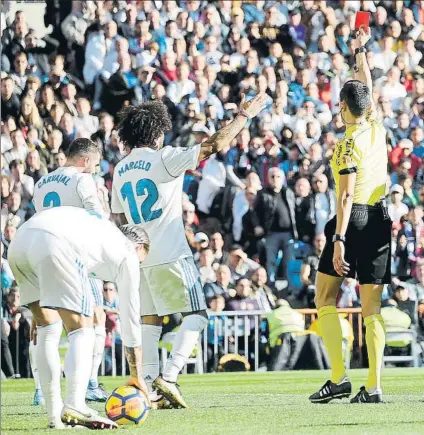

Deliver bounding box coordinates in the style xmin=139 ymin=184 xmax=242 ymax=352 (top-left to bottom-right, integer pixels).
xmin=118 ymin=160 xmax=151 ymax=176
xmin=37 ymin=174 xmax=71 ymax=188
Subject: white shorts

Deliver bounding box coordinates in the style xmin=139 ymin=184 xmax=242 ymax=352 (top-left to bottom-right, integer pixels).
xmin=8 ymin=229 xmax=94 ymax=317
xmin=140 ymin=257 xmax=206 ymax=317
xmin=89 ymin=278 xmax=104 ymax=307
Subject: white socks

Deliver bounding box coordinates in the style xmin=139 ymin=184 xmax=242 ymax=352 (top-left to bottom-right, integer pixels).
xmin=89 ymin=325 xmax=106 ymax=386
xmin=29 ymin=341 xmax=41 ymax=390
xmin=162 ymin=314 xmax=208 ymax=383
xmin=141 ymin=324 xmax=162 ymax=390
xmin=64 ymin=327 xmax=95 ymax=409
xmin=35 ymin=321 xmax=63 ymax=420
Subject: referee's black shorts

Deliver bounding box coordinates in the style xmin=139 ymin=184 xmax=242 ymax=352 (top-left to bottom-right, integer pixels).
xmin=318 ymin=202 xmax=392 ymax=285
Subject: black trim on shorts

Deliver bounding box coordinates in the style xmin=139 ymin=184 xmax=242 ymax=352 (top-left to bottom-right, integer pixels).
xmin=318 ymin=203 xmax=392 ymax=285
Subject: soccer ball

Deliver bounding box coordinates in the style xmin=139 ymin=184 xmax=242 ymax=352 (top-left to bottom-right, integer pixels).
xmin=105 ymin=386 xmax=150 ymax=425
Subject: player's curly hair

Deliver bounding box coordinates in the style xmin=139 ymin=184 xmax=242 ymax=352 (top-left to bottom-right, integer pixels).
xmin=116 ymin=101 xmax=172 ymax=150
xmin=340 ymin=80 xmax=370 ymax=117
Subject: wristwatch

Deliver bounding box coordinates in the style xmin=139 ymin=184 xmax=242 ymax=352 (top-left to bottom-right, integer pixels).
xmin=332 ymin=234 xmax=346 ymax=243
xmin=355 ymin=46 xmax=367 ymax=54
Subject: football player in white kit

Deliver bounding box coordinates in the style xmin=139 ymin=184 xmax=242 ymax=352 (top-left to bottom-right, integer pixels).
xmin=8 ymin=207 xmax=150 ymax=429
xmin=32 ymin=138 xmax=110 ymax=404
xmin=111 ymin=94 xmax=267 ymax=408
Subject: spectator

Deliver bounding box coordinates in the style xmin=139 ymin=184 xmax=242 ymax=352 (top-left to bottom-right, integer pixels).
xmin=18 ymin=95 xmax=43 ymax=137
xmin=253 ymin=167 xmax=297 ymax=284
xmin=25 ymin=150 xmax=48 ymax=184
xmin=310 ymin=174 xmax=336 ymax=235
xmin=166 ymin=62 xmax=195 ymax=105
xmin=380 ymin=67 xmax=408 ymax=112
xmin=392 ymin=285 xmax=417 ymax=324
xmin=61 ymin=2 xmax=92 ymax=74
xmin=90 ymin=112 xmax=114 ymax=151
xmin=300 ymin=233 xmax=326 ymax=308
xmin=6 ymin=191 xmax=26 ymax=227
xmin=101 ymin=52 xmax=137 ymax=117
xmin=398 ymin=260 xmax=424 ymax=302
xmin=226 ymin=278 xmax=260 ymax=312
xmin=8 ymin=159 xmax=34 ymax=206
xmin=73 ymin=97 xmax=99 ymax=137
xmin=196 ymin=147 xmax=228 ymax=216
xmin=210 ymin=232 xmax=229 ymax=267
xmin=52 ymin=151 xmax=67 ymax=171
xmin=59 ymin=113 xmax=77 ymax=151
xmin=11 ymin=52 xmax=29 ymax=95
xmin=240 ymin=187 xmax=263 ymax=260
xmin=197 ymin=247 xmax=216 ymax=285
xmin=294 ymin=177 xmax=314 ymax=244
xmin=228 ymin=244 xmax=259 ymax=284
xmin=45 ymin=129 xmax=64 ymax=171
xmin=232 ymin=172 xmax=261 ymax=242
xmin=192 ymin=232 xmax=209 ymax=261
xmin=3 ymin=129 xmax=28 ymax=167
xmin=411 ymin=127 xmax=424 ymax=159
xmin=2 ymin=285 xmax=31 ymax=378
xmin=373 ymin=35 xmax=396 ymax=73
xmin=250 ymin=267 xmax=276 ymax=312
xmin=204 ymin=264 xmax=232 ymax=307
xmin=388 ymin=184 xmax=410 ymax=222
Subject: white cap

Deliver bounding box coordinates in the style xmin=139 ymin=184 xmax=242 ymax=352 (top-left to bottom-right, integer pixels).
xmin=192 ymin=123 xmax=210 ymax=135
xmin=194 ymin=232 xmax=209 ymax=243
xmin=390 ymin=184 xmax=404 ymax=195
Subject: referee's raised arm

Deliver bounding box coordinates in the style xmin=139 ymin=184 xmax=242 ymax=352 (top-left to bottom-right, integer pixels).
xmin=353 ymin=27 xmax=377 ymax=117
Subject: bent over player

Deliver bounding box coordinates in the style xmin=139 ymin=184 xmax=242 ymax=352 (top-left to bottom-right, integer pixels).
xmin=8 ymin=207 xmax=149 ymax=429
xmin=309 ymin=28 xmax=391 ymax=404
xmin=32 ymin=138 xmax=110 ymax=404
xmin=112 ymin=92 xmax=267 ymax=408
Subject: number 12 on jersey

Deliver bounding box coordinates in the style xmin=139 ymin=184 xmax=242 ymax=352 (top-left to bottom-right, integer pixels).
xmin=120 ymin=179 xmax=162 ymax=224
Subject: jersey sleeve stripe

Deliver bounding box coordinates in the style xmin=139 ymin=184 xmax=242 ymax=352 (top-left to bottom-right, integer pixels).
xmin=160 ymin=151 xmax=179 ymax=179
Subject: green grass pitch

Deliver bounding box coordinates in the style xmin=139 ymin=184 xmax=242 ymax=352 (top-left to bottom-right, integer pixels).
xmin=2 ymin=369 xmax=424 ymax=435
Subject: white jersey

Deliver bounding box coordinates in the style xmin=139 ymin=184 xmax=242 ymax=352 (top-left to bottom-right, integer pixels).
xmin=33 ymin=166 xmax=106 ymax=216
xmin=18 ymin=206 xmax=141 ymax=347
xmin=111 ymin=145 xmax=201 ymax=267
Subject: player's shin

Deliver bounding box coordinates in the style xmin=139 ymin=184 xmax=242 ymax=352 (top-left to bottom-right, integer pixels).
xmin=162 ymin=313 xmax=208 ymax=383
xmin=35 ymin=321 xmax=64 ymax=420
xmin=318 ymin=305 xmax=346 ymax=383
xmin=141 ymin=323 xmax=162 ymax=390
xmin=64 ymin=327 xmax=95 ymax=409
xmin=29 ymin=341 xmax=41 ymax=391
xmin=90 ymin=324 xmax=106 ymax=387
xmin=364 ymin=314 xmax=386 ymax=392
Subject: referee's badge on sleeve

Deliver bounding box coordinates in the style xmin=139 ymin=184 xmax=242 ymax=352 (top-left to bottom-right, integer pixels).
xmin=342 ymin=155 xmax=353 ymax=166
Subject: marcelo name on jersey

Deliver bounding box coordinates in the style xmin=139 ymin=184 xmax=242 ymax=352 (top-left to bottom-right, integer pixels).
xmin=118 ymin=160 xmax=151 ymax=176
xmin=37 ymin=173 xmax=70 ymax=189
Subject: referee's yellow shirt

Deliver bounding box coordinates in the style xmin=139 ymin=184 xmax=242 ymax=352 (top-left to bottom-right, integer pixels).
xmin=331 ymin=119 xmax=387 ymax=206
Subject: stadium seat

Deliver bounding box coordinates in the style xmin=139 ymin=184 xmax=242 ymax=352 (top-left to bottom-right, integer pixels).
xmin=287 ymin=260 xmax=303 ymax=293
xmin=383 ymin=329 xmax=420 ymax=367
xmin=160 ymin=332 xmax=204 ymax=374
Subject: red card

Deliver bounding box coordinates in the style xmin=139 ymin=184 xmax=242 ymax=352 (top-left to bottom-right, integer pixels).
xmin=354 ymin=11 xmax=371 ymax=30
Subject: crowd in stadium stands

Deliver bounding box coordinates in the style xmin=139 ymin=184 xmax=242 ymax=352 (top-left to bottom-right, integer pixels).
xmin=1 ymin=0 xmax=424 ymax=376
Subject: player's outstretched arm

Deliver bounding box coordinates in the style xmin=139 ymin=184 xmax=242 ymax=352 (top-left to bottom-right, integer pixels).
xmin=198 ymin=93 xmax=267 ymax=162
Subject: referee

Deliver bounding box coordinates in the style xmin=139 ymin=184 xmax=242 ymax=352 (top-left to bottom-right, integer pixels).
xmin=309 ymin=28 xmax=391 ymax=404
